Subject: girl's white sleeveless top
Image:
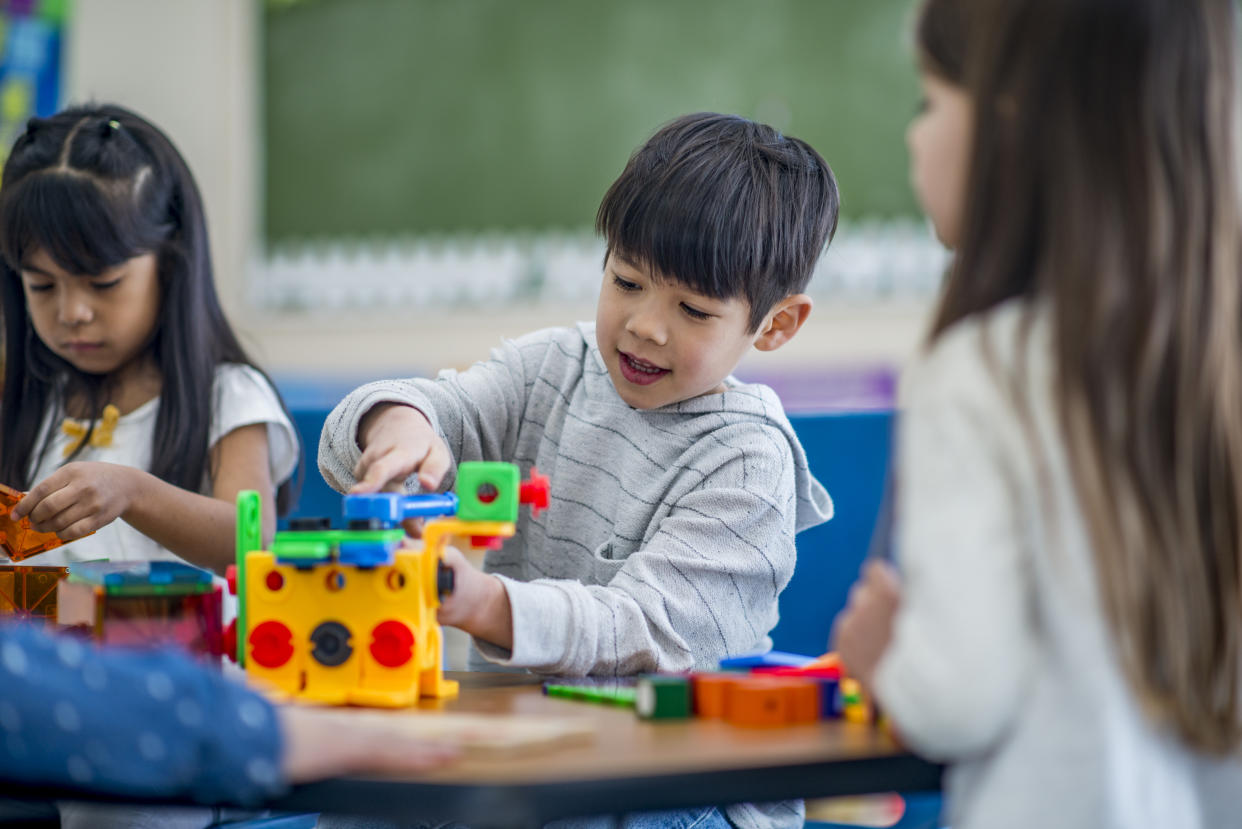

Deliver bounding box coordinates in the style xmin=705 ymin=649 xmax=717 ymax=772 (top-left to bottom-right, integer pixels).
xmin=22 ymin=363 xmax=298 ymax=567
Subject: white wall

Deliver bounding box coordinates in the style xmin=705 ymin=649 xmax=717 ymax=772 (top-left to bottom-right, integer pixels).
xmin=67 ymin=0 xmax=258 ymax=327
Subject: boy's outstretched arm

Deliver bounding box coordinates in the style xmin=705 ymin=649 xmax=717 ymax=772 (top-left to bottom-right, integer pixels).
xmin=319 ymin=334 xmax=538 ymax=494
xmin=458 ymin=430 xmax=803 ymax=676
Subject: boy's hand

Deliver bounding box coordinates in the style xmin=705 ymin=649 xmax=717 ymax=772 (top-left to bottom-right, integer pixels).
xmin=832 ymin=560 xmax=902 ymax=690
xmin=10 ymin=462 xmax=146 ymax=540
xmin=436 ymin=546 xmax=514 ymax=650
xmin=352 ymin=403 xmax=452 ymax=494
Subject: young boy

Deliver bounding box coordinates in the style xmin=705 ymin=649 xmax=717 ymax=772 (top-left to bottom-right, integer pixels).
xmin=321 ymin=111 xmax=835 ymax=667
xmin=320 ymin=112 xmax=835 ymax=827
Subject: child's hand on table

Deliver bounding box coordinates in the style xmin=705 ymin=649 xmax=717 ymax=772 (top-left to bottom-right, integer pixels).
xmin=832 ymin=560 xmax=902 ymax=691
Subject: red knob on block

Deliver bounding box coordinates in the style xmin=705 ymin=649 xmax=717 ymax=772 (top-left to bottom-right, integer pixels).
xmin=370 ymin=620 xmax=415 ymax=668
xmin=249 ymin=620 xmax=294 ymax=669
xmin=519 ymin=467 xmax=550 ymax=516
xmin=225 ymin=564 xmax=238 ymax=596
xmin=470 ymin=535 xmax=505 ymax=550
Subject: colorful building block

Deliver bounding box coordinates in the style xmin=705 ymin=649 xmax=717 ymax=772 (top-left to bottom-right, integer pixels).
xmin=228 ymin=462 xmax=547 ymax=708
xmin=635 ymin=675 xmax=693 ymax=720
xmin=56 ymin=561 xmax=223 ymax=659
xmin=0 ymin=483 xmax=69 ymax=562
xmin=723 ymin=676 xmax=821 ymax=727
xmin=0 ymin=564 xmax=69 ymax=621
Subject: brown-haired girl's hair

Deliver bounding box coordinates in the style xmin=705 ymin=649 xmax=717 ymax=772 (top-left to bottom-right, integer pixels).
xmin=920 ymin=0 xmax=1242 ymax=752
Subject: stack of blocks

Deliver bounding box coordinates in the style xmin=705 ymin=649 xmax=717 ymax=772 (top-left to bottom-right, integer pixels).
xmin=228 ymin=461 xmax=548 ymax=707
xmin=546 ymin=651 xmax=875 ymax=727
xmin=56 ymin=560 xmax=225 ymax=659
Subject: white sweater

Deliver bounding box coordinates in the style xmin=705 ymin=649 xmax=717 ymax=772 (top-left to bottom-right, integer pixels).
xmin=875 ymin=301 xmax=1242 ymax=829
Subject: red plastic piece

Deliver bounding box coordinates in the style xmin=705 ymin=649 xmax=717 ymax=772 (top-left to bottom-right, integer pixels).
xmin=265 ymin=570 xmax=285 ymax=591
xmin=249 ymin=620 xmax=295 ymax=668
xmin=223 ymin=619 xmax=238 ymax=663
xmin=225 ymin=565 xmax=238 ymax=596
xmin=519 ymin=468 xmax=550 ymax=517
xmin=470 ymin=535 xmax=506 ymax=550
xmin=369 ymin=620 xmax=415 ymax=668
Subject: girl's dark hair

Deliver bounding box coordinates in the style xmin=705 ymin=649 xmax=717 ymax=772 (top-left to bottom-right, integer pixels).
xmin=0 ymin=104 xmax=300 ymax=513
xmin=596 ymin=112 xmax=839 ymax=333
xmin=919 ymin=0 xmax=1242 ymax=753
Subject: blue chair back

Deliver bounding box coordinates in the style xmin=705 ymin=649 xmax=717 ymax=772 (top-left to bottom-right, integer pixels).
xmin=770 ymin=411 xmax=894 ymax=657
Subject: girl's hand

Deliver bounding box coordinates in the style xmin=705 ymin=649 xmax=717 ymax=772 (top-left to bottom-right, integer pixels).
xmin=832 ymin=560 xmax=902 ymax=690
xmin=10 ymin=462 xmax=147 ymax=540
xmin=435 ymin=546 xmax=513 ymax=649
xmin=352 ymin=403 xmax=453 ymax=494
xmin=279 ymin=706 xmax=459 ymax=783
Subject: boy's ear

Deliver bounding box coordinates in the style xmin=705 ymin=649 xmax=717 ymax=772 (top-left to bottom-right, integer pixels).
xmin=753 ymin=294 xmax=812 ymax=352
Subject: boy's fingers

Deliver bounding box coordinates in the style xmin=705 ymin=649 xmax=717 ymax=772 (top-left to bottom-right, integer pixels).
xmin=417 ymin=443 xmax=451 ymax=492
xmin=351 ymin=454 xmax=406 ymax=494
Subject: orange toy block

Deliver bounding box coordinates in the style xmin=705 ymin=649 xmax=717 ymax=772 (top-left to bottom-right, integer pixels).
xmin=0 ymin=484 xmax=68 ymax=562
xmin=692 ymin=673 xmax=739 ymax=719
xmin=724 ymin=676 xmax=822 ymax=727
xmin=0 ymin=564 xmax=70 ymax=621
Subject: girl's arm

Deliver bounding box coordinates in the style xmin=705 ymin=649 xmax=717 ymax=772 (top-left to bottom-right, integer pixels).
xmin=12 ymin=423 xmax=276 ymax=575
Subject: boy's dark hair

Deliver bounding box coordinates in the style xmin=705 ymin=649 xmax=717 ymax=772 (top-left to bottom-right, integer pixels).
xmin=596 ymin=112 xmax=839 ymax=332
xmin=0 ymin=104 xmax=301 ymax=514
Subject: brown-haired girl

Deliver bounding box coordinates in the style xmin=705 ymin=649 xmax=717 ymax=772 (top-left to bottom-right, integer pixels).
xmin=833 ymin=1 xmax=1242 ymax=826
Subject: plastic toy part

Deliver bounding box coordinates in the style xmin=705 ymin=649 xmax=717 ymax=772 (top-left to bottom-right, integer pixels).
xmin=0 ymin=565 xmax=70 ymax=621
xmin=231 ymin=461 xmax=548 ymax=708
xmin=0 ymin=483 xmax=69 ymax=562
xmin=343 ymin=492 xmax=459 ymax=527
xmin=519 ymin=468 xmax=550 ymax=517
xmin=57 ymin=577 xmax=225 ymax=660
xmin=456 ymin=463 xmax=521 ymax=523
xmin=635 ymin=676 xmax=693 ymax=720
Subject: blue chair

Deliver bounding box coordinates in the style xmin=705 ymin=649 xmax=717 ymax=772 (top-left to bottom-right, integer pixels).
xmin=779 ymin=411 xmax=942 ymax=829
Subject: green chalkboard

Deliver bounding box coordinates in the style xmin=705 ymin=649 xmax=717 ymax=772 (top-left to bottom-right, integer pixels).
xmin=263 ymin=0 xmax=922 ymax=243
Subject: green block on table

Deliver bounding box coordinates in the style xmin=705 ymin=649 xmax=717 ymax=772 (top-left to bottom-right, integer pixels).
xmin=456 ymin=462 xmax=520 ymax=522
xmin=544 ymin=683 xmax=637 ymax=707
xmin=635 ymin=675 xmax=692 ymax=720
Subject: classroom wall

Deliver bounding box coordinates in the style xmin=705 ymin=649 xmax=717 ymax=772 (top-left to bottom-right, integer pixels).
xmin=65 ymin=0 xmax=935 ymax=382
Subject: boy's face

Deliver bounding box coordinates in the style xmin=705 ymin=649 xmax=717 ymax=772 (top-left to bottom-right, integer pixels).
xmin=595 ymin=253 xmax=761 ymax=410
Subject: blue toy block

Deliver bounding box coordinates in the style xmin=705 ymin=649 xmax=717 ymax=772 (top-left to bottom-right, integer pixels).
xmin=343 ymin=492 xmax=459 ymax=528
xmin=68 ymin=561 xmax=215 ymax=595
xmin=343 ymin=493 xmax=403 ymax=525
xmin=719 ymin=650 xmax=815 ymax=670
xmin=337 ymin=538 xmax=403 ymax=567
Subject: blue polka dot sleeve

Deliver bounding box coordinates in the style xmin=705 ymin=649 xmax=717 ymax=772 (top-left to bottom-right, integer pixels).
xmin=0 ymin=622 xmax=286 ymax=806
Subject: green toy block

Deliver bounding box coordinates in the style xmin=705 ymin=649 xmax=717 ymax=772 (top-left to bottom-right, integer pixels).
xmin=235 ymin=490 xmax=263 ymax=667
xmin=270 ymin=529 xmax=403 ymax=561
xmin=455 ymin=462 xmax=520 ymax=523
xmin=634 ymin=675 xmax=692 ymax=720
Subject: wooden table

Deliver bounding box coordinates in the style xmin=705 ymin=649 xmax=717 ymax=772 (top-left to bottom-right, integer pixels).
xmin=271 ymin=672 xmax=942 ymax=828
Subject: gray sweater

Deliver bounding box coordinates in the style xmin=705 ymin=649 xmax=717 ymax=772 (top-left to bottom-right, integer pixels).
xmin=319 ymin=323 xmax=833 ymax=828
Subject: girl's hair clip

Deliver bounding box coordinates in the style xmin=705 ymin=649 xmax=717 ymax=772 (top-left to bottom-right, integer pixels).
xmin=107 ymin=120 xmax=120 ymax=131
